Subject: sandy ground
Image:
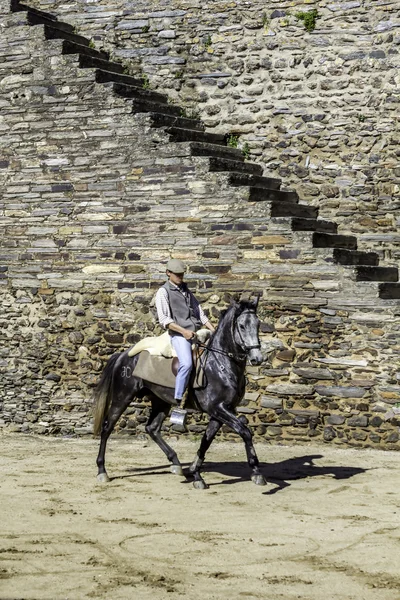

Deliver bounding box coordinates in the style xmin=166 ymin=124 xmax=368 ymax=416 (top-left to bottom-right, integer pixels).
xmin=0 ymin=432 xmax=399 ymax=600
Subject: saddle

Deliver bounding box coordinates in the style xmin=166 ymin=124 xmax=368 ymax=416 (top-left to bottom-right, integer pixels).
xmin=132 ymin=347 xmax=207 ymax=390
xmin=130 ymin=331 xmax=211 ymax=407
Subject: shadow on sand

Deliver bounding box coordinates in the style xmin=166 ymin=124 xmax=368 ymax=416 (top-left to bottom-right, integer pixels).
xmin=112 ymin=454 xmax=367 ymax=494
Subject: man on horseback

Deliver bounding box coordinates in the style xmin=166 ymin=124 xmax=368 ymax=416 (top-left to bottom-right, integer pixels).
xmin=155 ymin=259 xmax=215 ymax=419
xmin=94 ymin=289 xmax=266 ymax=487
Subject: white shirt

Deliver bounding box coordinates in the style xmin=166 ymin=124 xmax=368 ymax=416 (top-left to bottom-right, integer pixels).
xmin=155 ymin=284 xmax=209 ymax=329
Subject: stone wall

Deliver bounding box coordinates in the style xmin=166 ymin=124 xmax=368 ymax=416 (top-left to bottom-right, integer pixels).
xmin=1 ymin=0 xmax=400 ymax=449
xmin=22 ymin=0 xmax=400 ymax=257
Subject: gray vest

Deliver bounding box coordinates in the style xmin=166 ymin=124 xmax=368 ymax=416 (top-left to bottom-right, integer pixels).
xmin=163 ymin=282 xmax=202 ymax=334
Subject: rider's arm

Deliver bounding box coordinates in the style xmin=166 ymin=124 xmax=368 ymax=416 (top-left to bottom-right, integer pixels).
xmin=156 ymin=288 xmax=195 ymax=340
xmin=204 ymin=320 xmax=215 ymax=333
xmin=168 ymin=322 xmax=195 ymax=340
xmin=189 ymin=292 xmax=215 ymax=332
xmin=155 ymin=287 xmax=174 ymax=329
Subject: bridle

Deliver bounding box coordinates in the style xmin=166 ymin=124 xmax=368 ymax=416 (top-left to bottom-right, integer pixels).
xmin=195 ymin=309 xmax=261 ymax=364
xmin=234 ymin=309 xmax=261 ymax=355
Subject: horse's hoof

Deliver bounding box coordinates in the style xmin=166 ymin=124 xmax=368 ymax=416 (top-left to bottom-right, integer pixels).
xmin=97 ymin=473 xmax=110 ymax=483
xmin=193 ymin=479 xmax=208 ymax=490
xmin=170 ymin=464 xmax=184 ymax=476
xmin=251 ymin=474 xmax=267 ymax=486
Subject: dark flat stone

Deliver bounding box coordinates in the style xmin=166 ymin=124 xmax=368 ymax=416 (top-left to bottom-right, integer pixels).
xmin=62 ymin=39 xmax=109 ymax=61
xmin=166 ymin=127 xmax=226 ymax=145
xmin=189 ymin=141 xmax=243 ymax=161
xmin=291 ymin=218 xmax=337 ymax=233
xmin=313 ymin=232 xmax=357 ymax=250
xmin=228 ymin=172 xmax=281 ymax=190
xmin=150 ymin=112 xmax=204 ymax=131
xmin=356 ymin=266 xmax=398 ymax=282
xmin=79 ymin=54 xmax=125 ymax=74
xmin=271 ymin=202 xmax=318 ymax=219
xmin=379 ymin=283 xmax=400 ymax=299
xmin=333 ymin=249 xmax=379 ymax=266
xmin=209 ymin=157 xmax=262 ymax=176
xmin=249 ymin=188 xmax=298 ymax=203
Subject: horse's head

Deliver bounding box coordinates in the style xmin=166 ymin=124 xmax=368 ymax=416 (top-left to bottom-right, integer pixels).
xmin=233 ymin=296 xmax=263 ymax=366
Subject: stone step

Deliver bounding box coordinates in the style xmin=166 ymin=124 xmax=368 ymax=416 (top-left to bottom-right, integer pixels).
xmin=291 ymin=217 xmax=337 ymax=233
xmin=313 ymin=232 xmax=357 ymax=250
xmin=166 ymin=127 xmax=226 ymax=146
xmin=379 ymin=283 xmax=400 ymax=299
xmin=62 ymin=39 xmax=109 ymax=62
xmin=95 ymin=69 xmax=143 ymax=88
xmin=111 ymin=83 xmax=171 ymax=106
xmin=11 ymin=1 xmax=74 ymax=32
xmin=130 ymin=98 xmax=182 ymax=117
xmin=208 ymin=157 xmax=263 ymax=176
xmin=78 ymin=53 xmax=125 ymax=75
xmin=29 ymin=12 xmax=81 ymax=36
xmin=249 ymin=187 xmax=299 ymax=203
xmin=43 ymin=23 xmax=93 ymax=48
xmin=332 ymin=249 xmax=379 ymax=266
xmin=355 ymin=266 xmax=398 ymax=282
xmin=271 ymin=202 xmax=318 ymax=219
xmin=228 ymin=172 xmax=281 ymax=191
xmin=149 ymin=112 xmax=205 ymax=132
xmin=189 ymin=142 xmax=244 ymax=161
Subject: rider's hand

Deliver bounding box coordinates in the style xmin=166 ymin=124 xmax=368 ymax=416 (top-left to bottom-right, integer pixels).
xmin=183 ymin=330 xmax=195 ymax=340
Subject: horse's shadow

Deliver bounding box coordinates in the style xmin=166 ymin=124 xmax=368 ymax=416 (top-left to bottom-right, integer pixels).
xmin=118 ymin=453 xmax=367 ymax=494
xmin=201 ymin=454 xmax=367 ymax=494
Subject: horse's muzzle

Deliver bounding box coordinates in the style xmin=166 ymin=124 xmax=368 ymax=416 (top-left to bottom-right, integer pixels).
xmin=248 ymin=349 xmax=263 ymax=366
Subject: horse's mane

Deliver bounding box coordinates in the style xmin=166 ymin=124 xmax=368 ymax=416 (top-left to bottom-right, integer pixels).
xmin=209 ymin=300 xmax=256 ymax=343
xmin=219 ymin=300 xmax=256 ymax=322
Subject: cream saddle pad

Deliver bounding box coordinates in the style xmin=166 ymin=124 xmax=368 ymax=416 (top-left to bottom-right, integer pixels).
xmin=128 ymin=329 xmax=211 ymax=391
xmin=128 ymin=329 xmax=210 ymax=358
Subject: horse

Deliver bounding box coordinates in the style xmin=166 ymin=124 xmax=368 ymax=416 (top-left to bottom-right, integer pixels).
xmin=93 ymin=296 xmax=267 ymax=489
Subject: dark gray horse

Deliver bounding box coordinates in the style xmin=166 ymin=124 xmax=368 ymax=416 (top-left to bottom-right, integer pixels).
xmin=93 ymin=297 xmax=267 ymax=489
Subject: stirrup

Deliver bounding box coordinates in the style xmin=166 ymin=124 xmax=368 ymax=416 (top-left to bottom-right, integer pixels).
xmin=170 ymin=407 xmax=187 ymax=427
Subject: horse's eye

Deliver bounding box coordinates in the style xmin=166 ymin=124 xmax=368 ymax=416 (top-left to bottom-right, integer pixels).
xmin=239 ymin=324 xmax=245 ymax=330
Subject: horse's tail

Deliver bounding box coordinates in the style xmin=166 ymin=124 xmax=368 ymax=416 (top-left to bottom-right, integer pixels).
xmin=93 ymin=353 xmax=121 ymax=436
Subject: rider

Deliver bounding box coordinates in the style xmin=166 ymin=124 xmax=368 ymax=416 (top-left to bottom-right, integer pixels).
xmin=155 ymin=258 xmax=215 ymax=410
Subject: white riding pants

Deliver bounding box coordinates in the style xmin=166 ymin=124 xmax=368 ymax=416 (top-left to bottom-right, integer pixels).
xmin=170 ymin=335 xmax=193 ymax=400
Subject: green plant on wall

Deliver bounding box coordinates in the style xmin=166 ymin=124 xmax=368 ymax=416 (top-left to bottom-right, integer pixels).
xmin=242 ymin=142 xmax=251 ymax=160
xmin=226 ymin=134 xmax=239 ymax=148
xmin=88 ymin=39 xmax=96 ymax=49
xmin=180 ymin=107 xmax=200 ymax=120
xmin=204 ymin=34 xmax=212 ymax=48
xmin=262 ymin=13 xmax=269 ymax=28
xmin=295 ymin=9 xmax=319 ymax=32
xmin=141 ymin=74 xmax=150 ymax=89
xmin=141 ymin=25 xmax=150 ymax=33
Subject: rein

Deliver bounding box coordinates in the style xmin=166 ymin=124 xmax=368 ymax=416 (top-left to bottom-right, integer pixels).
xmin=195 ymin=309 xmax=261 ymax=365
xmin=195 ymin=340 xmax=247 ymax=364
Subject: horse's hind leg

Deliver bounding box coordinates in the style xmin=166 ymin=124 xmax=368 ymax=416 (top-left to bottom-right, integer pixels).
xmin=96 ymin=395 xmax=132 ymax=483
xmin=145 ymin=397 xmax=184 ymax=476
xmin=188 ymin=418 xmax=221 ymax=489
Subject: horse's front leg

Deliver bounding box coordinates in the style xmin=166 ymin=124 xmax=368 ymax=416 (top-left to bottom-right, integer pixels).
xmin=211 ymin=406 xmax=267 ymax=486
xmin=188 ymin=418 xmax=222 ymax=489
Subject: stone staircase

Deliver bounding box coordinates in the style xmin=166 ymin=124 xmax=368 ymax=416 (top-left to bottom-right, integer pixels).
xmin=7 ymin=0 xmax=400 ymax=300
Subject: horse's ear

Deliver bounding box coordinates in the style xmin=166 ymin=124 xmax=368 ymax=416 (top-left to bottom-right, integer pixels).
xmin=251 ymin=295 xmax=259 ymax=309
xmin=228 ymin=293 xmax=240 ymax=306
xmin=239 ymin=291 xmax=251 ymax=303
